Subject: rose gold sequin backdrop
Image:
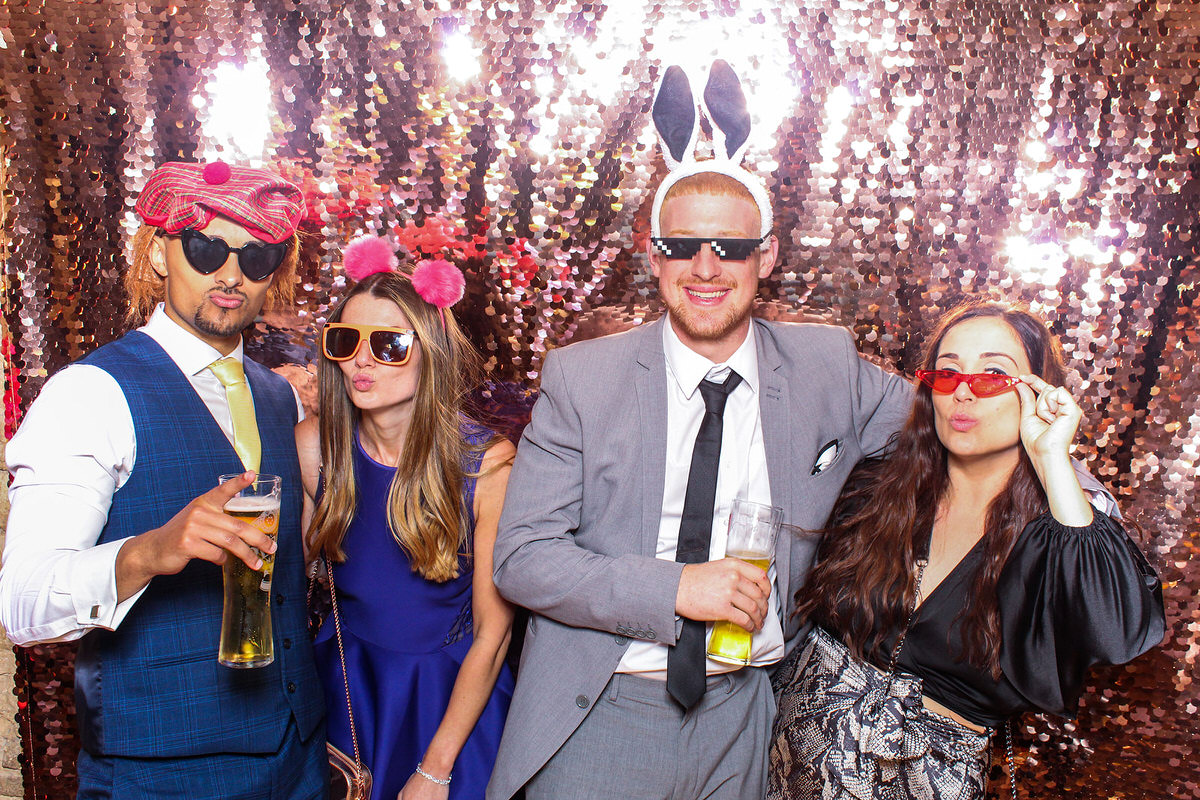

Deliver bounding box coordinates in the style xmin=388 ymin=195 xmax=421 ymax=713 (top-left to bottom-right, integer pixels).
xmin=0 ymin=1 xmax=1196 ymax=797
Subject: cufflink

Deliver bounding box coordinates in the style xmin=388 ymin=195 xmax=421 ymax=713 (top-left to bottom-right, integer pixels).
xmin=90 ymin=604 xmax=101 ymax=620
xmin=811 ymin=440 xmax=841 ymax=475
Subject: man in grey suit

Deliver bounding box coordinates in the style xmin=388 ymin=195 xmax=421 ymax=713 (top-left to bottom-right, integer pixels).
xmin=487 ymin=141 xmax=913 ymax=796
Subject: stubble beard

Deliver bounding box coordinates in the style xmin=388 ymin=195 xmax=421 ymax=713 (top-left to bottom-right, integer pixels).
xmin=191 ymin=293 xmax=255 ymax=340
xmin=664 ymin=281 xmax=749 ymax=345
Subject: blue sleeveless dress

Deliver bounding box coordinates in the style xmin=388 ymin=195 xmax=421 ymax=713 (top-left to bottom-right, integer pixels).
xmin=313 ymin=423 xmax=514 ymax=800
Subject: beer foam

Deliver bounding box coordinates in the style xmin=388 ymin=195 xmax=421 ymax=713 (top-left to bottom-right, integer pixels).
xmin=224 ymin=495 xmax=279 ymax=513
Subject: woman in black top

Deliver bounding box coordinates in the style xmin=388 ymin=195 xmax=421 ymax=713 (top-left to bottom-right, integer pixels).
xmin=767 ymin=301 xmax=1165 ymax=800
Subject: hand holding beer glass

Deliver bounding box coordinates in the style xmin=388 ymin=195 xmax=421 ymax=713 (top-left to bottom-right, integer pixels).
xmin=218 ymin=473 xmax=281 ymax=668
xmin=707 ymin=499 xmax=783 ymax=665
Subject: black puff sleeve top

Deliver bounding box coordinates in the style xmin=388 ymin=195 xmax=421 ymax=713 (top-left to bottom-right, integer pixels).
xmin=868 ymin=512 xmax=1165 ymax=729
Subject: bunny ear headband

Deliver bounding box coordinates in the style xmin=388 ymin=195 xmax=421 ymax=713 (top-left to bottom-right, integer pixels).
xmin=343 ymin=234 xmax=465 ymax=327
xmin=649 ymin=59 xmax=773 ymax=243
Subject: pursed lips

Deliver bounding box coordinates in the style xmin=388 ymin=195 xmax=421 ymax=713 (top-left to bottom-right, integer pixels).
xmin=949 ymin=413 xmax=977 ymax=432
xmin=208 ymin=290 xmax=245 ymax=309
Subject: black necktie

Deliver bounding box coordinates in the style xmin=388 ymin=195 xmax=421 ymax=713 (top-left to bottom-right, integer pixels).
xmin=666 ymin=369 xmax=743 ymax=709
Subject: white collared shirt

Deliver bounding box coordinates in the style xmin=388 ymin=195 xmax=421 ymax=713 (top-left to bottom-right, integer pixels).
xmin=0 ymin=304 xmax=303 ymax=645
xmin=616 ymin=319 xmax=785 ymax=677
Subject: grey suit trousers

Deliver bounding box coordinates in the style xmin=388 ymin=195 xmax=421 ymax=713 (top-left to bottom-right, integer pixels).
xmin=525 ymin=668 xmax=774 ymax=800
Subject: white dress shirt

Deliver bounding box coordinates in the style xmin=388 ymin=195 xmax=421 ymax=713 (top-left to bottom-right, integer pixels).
xmin=616 ymin=319 xmax=785 ymax=677
xmin=0 ymin=305 xmax=303 ymax=645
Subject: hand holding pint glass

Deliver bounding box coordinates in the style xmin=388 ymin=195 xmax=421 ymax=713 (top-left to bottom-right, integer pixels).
xmin=218 ymin=473 xmax=281 ymax=668
xmin=707 ymin=499 xmax=783 ymax=665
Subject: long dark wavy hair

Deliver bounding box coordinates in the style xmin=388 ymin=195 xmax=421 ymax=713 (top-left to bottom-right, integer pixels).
xmin=796 ymin=300 xmax=1067 ymax=677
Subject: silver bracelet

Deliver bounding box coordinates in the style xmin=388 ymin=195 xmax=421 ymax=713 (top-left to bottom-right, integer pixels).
xmin=415 ymin=763 xmax=452 ymax=786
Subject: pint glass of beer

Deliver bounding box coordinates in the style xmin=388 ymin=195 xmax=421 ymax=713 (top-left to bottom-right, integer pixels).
xmin=217 ymin=473 xmax=281 ymax=668
xmin=706 ymin=499 xmax=782 ymax=666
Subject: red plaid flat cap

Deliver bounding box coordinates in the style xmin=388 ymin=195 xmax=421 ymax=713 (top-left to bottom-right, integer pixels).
xmin=134 ymin=161 xmax=305 ymax=244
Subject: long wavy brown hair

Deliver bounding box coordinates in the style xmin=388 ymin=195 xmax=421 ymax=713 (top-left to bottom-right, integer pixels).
xmin=124 ymin=225 xmax=299 ymax=324
xmin=796 ymin=300 xmax=1067 ymax=677
xmin=306 ymin=270 xmax=502 ymax=582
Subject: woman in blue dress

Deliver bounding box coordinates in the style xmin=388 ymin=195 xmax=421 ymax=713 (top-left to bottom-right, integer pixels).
xmin=297 ymin=250 xmax=516 ymax=800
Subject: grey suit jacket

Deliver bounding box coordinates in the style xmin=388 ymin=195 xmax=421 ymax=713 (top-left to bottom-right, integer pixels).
xmin=486 ymin=317 xmax=912 ymax=800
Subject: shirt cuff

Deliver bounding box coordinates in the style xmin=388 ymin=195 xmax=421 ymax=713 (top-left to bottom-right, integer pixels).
xmin=66 ymin=538 xmax=147 ymax=631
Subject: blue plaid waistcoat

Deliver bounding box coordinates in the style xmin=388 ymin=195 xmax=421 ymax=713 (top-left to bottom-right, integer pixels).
xmin=74 ymin=331 xmax=324 ymax=758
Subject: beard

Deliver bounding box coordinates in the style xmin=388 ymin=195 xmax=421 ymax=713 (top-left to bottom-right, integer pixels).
xmin=661 ymin=279 xmax=751 ymax=344
xmin=190 ymin=291 xmax=254 ymax=340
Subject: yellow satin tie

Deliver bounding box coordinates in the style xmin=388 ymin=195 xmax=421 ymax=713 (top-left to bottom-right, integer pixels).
xmin=208 ymin=357 xmax=261 ymax=473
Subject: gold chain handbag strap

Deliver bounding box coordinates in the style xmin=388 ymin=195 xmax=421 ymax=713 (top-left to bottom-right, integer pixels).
xmin=306 ymin=558 xmax=318 ymax=612
xmin=882 ymin=557 xmax=928 ymax=687
xmin=326 ymin=556 xmax=366 ymax=793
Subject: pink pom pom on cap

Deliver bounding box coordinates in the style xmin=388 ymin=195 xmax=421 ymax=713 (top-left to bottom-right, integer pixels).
xmin=202 ymin=161 xmax=232 ymax=185
xmin=411 ymin=258 xmax=465 ymax=309
xmin=343 ymin=235 xmax=399 ymax=282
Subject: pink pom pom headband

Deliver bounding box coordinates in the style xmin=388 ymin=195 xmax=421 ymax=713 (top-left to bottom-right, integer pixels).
xmin=342 ymin=234 xmax=466 ymax=327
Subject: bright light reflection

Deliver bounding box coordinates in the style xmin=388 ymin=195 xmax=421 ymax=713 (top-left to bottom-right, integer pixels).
xmin=443 ymin=30 xmax=480 ymax=81
xmin=1006 ymin=236 xmax=1068 ymax=286
xmin=1067 ymin=237 xmax=1113 ymax=264
xmin=562 ymin=0 xmax=646 ymax=102
xmin=200 ymin=57 xmax=274 ymax=160
xmin=826 ymin=85 xmax=855 ymax=121
xmin=1059 ymin=169 xmax=1085 ymax=198
xmin=1081 ymin=266 xmax=1107 ymax=304
xmin=818 ymin=86 xmax=855 ymax=171
xmin=1022 ymin=171 xmax=1055 ymax=195
xmin=645 ymin=8 xmax=798 ymax=156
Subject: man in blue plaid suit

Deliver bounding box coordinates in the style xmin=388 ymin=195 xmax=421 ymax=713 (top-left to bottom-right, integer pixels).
xmin=0 ymin=161 xmax=327 ymax=799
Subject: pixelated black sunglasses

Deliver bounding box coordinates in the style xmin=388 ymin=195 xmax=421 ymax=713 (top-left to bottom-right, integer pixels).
xmin=650 ymin=236 xmax=766 ymax=261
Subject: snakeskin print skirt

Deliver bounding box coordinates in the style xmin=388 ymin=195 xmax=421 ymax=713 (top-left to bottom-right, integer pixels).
xmin=767 ymin=626 xmax=991 ymax=800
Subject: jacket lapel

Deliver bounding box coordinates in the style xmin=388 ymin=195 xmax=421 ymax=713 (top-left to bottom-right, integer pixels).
xmin=755 ymin=321 xmax=796 ymax=601
xmin=635 ymin=319 xmax=669 ymax=558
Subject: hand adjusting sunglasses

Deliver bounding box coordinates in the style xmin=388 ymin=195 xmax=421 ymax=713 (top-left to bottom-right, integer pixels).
xmin=650 ymin=236 xmax=766 ymax=261
xmin=172 ymin=229 xmax=288 ymax=282
xmin=322 ymin=323 xmax=418 ymax=365
xmin=915 ymin=369 xmax=1020 ymax=398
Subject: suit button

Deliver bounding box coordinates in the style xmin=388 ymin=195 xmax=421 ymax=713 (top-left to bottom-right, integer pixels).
xmin=287 ymin=682 xmax=297 ymax=693
xmin=575 ymin=694 xmax=590 ymax=709
xmin=614 ymin=635 xmax=628 ymax=645
xmin=283 ymin=638 xmax=292 ymax=649
xmin=275 ymin=593 xmax=286 ymax=606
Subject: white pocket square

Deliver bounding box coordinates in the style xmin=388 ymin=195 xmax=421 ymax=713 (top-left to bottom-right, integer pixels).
xmin=811 ymin=439 xmax=841 ymax=475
